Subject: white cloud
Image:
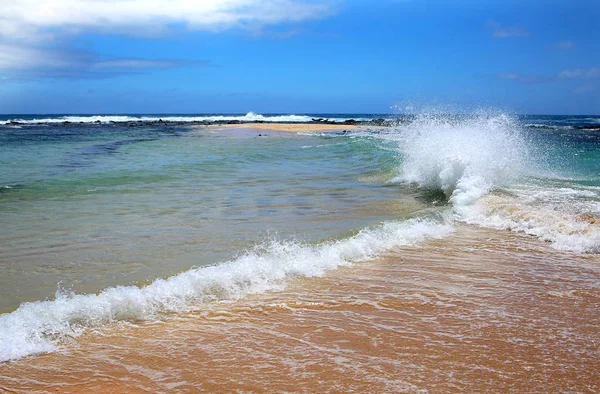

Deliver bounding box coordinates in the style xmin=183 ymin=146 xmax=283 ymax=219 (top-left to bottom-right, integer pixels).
xmin=558 ymin=68 xmax=600 ymax=79
xmin=0 ymin=42 xmax=74 ymax=70
xmin=550 ymin=40 xmax=575 ymax=50
xmin=497 ymin=71 xmax=546 ymax=84
xmin=0 ymin=0 xmax=333 ymax=42
xmin=499 ymin=67 xmax=600 ymax=84
xmin=0 ymin=0 xmax=333 ymax=79
xmin=0 ymin=43 xmax=205 ymax=81
xmin=498 ymin=67 xmax=600 ymax=97
xmin=487 ymin=20 xmax=529 ymax=39
xmin=558 ymin=68 xmax=600 ymax=95
xmin=573 ymin=83 xmax=596 ymax=95
xmin=90 ymin=59 xmax=191 ymax=70
xmin=498 ymin=72 xmax=519 ymax=81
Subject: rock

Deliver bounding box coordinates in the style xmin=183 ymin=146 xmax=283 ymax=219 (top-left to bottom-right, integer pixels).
xmin=343 ymin=119 xmax=358 ymax=125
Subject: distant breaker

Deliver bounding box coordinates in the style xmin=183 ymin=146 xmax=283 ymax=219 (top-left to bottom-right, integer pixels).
xmin=0 ymin=112 xmax=397 ymax=127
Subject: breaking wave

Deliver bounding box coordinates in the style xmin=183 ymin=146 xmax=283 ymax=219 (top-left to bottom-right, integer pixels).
xmin=383 ymin=112 xmax=600 ymax=253
xmin=0 ymin=112 xmax=375 ymax=125
xmin=389 ymin=112 xmax=530 ymax=206
xmin=0 ymin=217 xmax=452 ymax=362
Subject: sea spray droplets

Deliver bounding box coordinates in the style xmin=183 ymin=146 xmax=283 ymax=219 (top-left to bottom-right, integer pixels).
xmin=0 ymin=217 xmax=452 ymax=362
xmin=390 ymin=112 xmax=530 ymax=206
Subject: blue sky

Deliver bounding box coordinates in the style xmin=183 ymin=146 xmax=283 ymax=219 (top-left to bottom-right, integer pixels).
xmin=0 ymin=0 xmax=598 ymax=114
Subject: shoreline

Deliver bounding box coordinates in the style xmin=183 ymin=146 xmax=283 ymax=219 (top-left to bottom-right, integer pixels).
xmin=1 ymin=226 xmax=598 ymax=392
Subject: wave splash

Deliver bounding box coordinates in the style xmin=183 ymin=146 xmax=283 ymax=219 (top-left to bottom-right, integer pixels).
xmin=391 ymin=112 xmax=529 ymax=206
xmin=385 ymin=111 xmax=600 ymax=253
xmin=0 ymin=217 xmax=452 ymax=362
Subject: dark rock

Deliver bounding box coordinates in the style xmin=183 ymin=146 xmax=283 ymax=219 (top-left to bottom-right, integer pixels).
xmin=343 ymin=119 xmax=358 ymax=125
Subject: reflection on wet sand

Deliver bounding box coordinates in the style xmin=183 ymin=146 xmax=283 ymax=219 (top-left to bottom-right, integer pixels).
xmin=1 ymin=226 xmax=598 ymax=393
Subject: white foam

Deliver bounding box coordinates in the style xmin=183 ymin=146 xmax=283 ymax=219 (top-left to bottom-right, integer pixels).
xmin=0 ymin=112 xmax=390 ymax=125
xmin=387 ymin=113 xmax=530 ymax=206
xmin=457 ymin=187 xmax=600 ymax=253
xmin=0 ymin=217 xmax=452 ymax=362
xmin=378 ymin=112 xmax=600 ymax=253
xmin=0 ymin=112 xmax=346 ymax=125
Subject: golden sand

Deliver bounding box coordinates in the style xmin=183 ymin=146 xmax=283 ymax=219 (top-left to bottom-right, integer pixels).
xmin=211 ymin=122 xmax=361 ymax=133
xmin=1 ymin=226 xmax=599 ymax=393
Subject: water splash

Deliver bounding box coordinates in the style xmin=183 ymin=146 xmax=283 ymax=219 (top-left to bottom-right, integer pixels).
xmin=382 ymin=111 xmax=600 ymax=253
xmin=390 ymin=112 xmax=530 ymax=206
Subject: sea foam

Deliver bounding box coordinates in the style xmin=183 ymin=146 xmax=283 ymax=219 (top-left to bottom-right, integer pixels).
xmin=384 ymin=112 xmax=600 ymax=253
xmin=0 ymin=217 xmax=452 ymax=362
xmin=460 ymin=187 xmax=600 ymax=253
xmin=0 ymin=112 xmax=374 ymax=125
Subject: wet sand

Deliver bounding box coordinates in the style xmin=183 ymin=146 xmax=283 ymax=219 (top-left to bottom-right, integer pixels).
xmin=1 ymin=225 xmax=598 ymax=393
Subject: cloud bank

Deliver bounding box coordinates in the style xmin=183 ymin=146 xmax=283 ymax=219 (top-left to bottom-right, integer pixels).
xmin=1 ymin=0 xmax=333 ymax=41
xmin=0 ymin=0 xmax=333 ymax=79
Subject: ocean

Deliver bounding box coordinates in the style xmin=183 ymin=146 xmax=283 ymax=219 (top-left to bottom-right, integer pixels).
xmin=1 ymin=112 xmax=599 ymax=391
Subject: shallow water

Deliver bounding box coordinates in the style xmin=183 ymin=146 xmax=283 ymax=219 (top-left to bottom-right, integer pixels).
xmin=0 ymin=125 xmax=413 ymax=312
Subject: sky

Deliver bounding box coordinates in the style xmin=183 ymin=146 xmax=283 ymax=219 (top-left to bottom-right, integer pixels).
xmin=0 ymin=0 xmax=599 ymax=115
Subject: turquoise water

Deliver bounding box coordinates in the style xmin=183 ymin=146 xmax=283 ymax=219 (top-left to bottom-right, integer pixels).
xmin=0 ymin=124 xmax=415 ymax=312
xmin=0 ymin=112 xmax=599 ymax=361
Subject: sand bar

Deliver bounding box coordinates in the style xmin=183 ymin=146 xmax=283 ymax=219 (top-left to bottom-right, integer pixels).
xmin=213 ymin=122 xmax=364 ymax=133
